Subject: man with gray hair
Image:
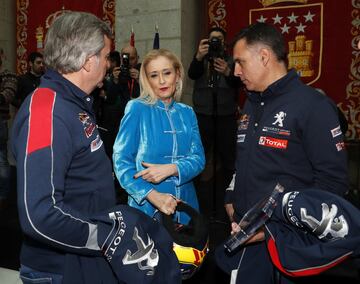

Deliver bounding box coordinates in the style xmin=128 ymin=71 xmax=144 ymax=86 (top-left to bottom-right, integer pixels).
xmin=11 ymin=12 xmax=115 ymax=283
xmin=12 ymin=11 xmax=183 ymax=284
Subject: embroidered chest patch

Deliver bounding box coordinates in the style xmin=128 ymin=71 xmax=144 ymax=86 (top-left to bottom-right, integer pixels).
xmin=90 ymin=135 xmax=103 ymax=152
xmin=239 ymin=114 xmax=250 ymax=130
xmin=78 ymin=112 xmax=96 ymax=138
xmin=259 ymin=136 xmax=288 ymax=149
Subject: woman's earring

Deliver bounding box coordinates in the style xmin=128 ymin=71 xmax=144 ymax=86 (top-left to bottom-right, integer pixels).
xmin=175 ymin=81 xmax=180 ymax=91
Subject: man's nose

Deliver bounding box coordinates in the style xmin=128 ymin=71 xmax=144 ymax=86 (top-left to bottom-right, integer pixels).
xmin=234 ymin=63 xmax=242 ymax=77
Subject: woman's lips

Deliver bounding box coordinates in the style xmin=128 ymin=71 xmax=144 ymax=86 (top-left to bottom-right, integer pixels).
xmin=160 ymin=87 xmax=169 ymax=91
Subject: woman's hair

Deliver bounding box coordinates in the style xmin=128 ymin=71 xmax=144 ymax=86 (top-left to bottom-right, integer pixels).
xmin=44 ymin=11 xmax=112 ymax=74
xmin=139 ymin=49 xmax=184 ymax=104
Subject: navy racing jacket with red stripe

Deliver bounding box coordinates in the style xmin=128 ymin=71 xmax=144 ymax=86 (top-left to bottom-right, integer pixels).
xmin=11 ymin=69 xmax=116 ymax=274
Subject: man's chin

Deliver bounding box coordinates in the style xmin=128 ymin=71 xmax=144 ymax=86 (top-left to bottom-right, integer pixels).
xmin=244 ymin=83 xmax=253 ymax=91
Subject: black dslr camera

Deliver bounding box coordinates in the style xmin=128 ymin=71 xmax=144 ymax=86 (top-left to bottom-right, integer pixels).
xmin=207 ymin=37 xmax=224 ymax=87
xmin=207 ymin=37 xmax=224 ymax=61
xmin=119 ymin=52 xmax=130 ymax=80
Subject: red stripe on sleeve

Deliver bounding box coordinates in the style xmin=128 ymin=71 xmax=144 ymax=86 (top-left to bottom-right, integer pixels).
xmin=267 ymin=238 xmax=350 ymax=277
xmin=27 ymin=88 xmax=56 ymax=154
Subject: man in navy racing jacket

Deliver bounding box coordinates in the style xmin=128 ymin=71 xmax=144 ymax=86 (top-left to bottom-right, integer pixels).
xmin=11 ymin=12 xmax=118 ymax=283
xmin=217 ymin=22 xmax=348 ymax=284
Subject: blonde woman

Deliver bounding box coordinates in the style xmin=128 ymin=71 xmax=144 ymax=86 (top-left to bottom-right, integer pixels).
xmin=113 ymin=49 xmax=205 ymax=224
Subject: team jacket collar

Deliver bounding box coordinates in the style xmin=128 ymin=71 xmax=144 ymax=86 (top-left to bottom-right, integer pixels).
xmin=41 ymin=69 xmax=94 ymax=112
xmin=247 ymin=69 xmax=299 ymax=102
xmin=41 ymin=69 xmax=89 ymax=99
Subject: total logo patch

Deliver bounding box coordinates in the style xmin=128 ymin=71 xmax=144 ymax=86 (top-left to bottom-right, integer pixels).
xmin=259 ymin=136 xmax=288 ymax=149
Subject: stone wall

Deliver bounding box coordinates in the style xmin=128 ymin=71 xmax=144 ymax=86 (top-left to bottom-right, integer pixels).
xmin=115 ymin=0 xmax=204 ymax=105
xmin=0 ymin=0 xmax=16 ymax=72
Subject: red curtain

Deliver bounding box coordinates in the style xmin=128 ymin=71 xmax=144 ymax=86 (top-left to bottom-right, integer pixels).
xmin=207 ymin=0 xmax=360 ymax=139
xmin=16 ymin=0 xmax=115 ymax=74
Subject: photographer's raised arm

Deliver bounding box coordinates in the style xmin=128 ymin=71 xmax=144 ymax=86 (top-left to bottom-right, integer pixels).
xmin=195 ymin=39 xmax=209 ymax=61
xmin=188 ymin=39 xmax=209 ymax=80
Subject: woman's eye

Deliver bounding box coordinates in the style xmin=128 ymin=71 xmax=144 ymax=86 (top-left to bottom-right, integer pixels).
xmin=150 ymin=74 xmax=157 ymax=78
xmin=163 ymin=71 xmax=172 ymax=76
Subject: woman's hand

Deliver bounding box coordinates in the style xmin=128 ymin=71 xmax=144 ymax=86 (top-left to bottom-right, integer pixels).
xmin=146 ymin=190 xmax=178 ymax=215
xmin=134 ymin=162 xmax=178 ymax=184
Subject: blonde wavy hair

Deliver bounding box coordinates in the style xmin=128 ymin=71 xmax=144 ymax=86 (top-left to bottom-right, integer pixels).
xmin=139 ymin=49 xmax=184 ymax=104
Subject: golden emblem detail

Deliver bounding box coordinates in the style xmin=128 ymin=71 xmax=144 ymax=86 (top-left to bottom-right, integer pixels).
xmin=288 ymin=35 xmax=314 ymax=77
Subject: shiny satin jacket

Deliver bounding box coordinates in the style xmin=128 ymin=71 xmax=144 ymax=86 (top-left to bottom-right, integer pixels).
xmin=113 ymin=98 xmax=205 ymax=224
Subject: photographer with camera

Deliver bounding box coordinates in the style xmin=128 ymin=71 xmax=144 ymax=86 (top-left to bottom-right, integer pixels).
xmin=96 ymin=46 xmax=141 ymax=203
xmin=188 ymin=27 xmax=241 ymax=221
xmin=112 ymin=45 xmax=141 ymax=92
xmin=100 ymin=46 xmax=140 ymax=158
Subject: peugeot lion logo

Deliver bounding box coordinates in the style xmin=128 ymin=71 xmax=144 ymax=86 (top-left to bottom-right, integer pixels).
xmin=122 ymin=227 xmax=159 ymax=275
xmin=272 ymin=111 xmax=286 ymax=127
xmin=300 ymin=203 xmax=349 ymax=240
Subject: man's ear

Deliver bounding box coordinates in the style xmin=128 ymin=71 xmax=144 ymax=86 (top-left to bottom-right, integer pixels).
xmin=83 ymin=56 xmax=93 ymax=72
xmin=259 ymin=48 xmax=270 ymax=66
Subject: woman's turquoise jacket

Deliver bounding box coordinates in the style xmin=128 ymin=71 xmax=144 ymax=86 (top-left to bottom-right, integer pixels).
xmin=113 ymin=98 xmax=205 ymax=224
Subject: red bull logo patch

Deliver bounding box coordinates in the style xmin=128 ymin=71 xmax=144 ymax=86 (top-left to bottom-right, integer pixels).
xmin=239 ymin=114 xmax=250 ymax=130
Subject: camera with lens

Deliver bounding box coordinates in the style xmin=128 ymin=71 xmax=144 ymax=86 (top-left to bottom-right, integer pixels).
xmin=119 ymin=52 xmax=130 ymax=80
xmin=207 ymin=37 xmax=224 ymax=87
xmin=207 ymin=37 xmax=224 ymax=62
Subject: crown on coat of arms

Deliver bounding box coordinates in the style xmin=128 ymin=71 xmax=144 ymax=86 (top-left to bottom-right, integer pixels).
xmin=259 ymin=0 xmax=307 ymax=7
